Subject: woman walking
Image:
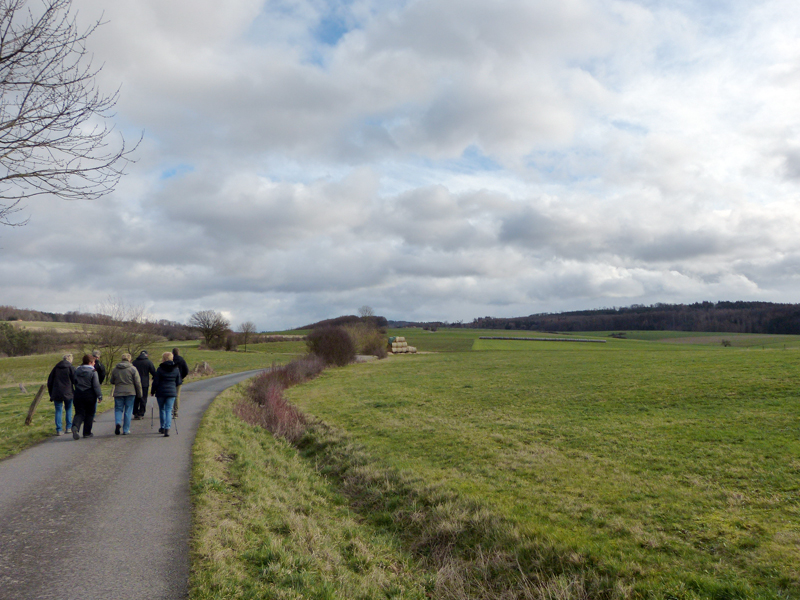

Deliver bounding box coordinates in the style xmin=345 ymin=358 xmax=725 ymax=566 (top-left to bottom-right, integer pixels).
xmin=151 ymin=352 xmax=182 ymax=437
xmin=109 ymin=353 xmax=142 ymax=435
xmin=72 ymin=354 xmax=103 ymax=439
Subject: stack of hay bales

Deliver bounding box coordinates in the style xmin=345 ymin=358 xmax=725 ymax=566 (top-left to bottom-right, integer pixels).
xmin=388 ymin=336 xmax=417 ymax=354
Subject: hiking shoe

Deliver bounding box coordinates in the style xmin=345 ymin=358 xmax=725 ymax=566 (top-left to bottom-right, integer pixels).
xmin=164 ymin=430 xmax=170 ymax=437
xmin=55 ymin=431 xmax=63 ymax=436
xmin=158 ymin=428 xmax=164 ymax=434
xmin=84 ymin=433 xmax=94 ymax=438
xmin=115 ymin=424 xmax=121 ymax=435
xmin=72 ymin=427 xmax=80 ymax=440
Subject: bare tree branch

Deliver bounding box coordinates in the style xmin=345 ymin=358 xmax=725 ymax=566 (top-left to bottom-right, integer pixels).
xmin=82 ymin=297 xmax=161 ymax=368
xmin=0 ymin=0 xmax=139 ymax=226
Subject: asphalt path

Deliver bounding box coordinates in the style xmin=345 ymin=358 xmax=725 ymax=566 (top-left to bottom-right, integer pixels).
xmin=0 ymin=370 xmax=263 ymax=600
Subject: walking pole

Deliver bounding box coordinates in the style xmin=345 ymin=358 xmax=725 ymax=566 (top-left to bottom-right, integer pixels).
xmin=151 ymin=406 xmax=153 ymax=429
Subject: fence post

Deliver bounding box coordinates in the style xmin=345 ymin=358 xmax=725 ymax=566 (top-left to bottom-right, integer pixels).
xmin=25 ymin=384 xmax=47 ymax=426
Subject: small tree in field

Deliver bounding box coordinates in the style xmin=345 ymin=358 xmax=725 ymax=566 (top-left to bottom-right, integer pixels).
xmin=189 ymin=310 xmax=230 ymax=348
xmin=239 ymin=321 xmax=257 ymax=352
xmin=84 ymin=298 xmax=161 ymax=368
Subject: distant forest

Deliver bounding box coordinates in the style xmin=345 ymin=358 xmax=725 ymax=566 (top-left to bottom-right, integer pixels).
xmin=392 ymin=301 xmax=800 ymax=335
xmin=470 ymin=302 xmax=800 ymax=334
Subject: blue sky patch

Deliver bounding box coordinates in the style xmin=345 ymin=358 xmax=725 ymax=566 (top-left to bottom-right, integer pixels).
xmin=160 ymin=164 xmax=195 ymax=180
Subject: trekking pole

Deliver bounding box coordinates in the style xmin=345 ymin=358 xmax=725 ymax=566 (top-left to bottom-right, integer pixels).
xmin=151 ymin=406 xmax=153 ymax=428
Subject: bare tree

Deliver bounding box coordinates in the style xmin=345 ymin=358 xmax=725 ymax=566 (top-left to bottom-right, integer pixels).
xmin=189 ymin=310 xmax=230 ymax=348
xmin=239 ymin=321 xmax=256 ymax=352
xmin=83 ymin=298 xmax=161 ymax=368
xmin=358 ymin=305 xmax=375 ymax=319
xmin=0 ymin=0 xmax=138 ymax=226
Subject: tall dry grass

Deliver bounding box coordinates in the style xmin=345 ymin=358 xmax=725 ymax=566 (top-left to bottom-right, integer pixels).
xmin=235 ymin=355 xmax=325 ymax=443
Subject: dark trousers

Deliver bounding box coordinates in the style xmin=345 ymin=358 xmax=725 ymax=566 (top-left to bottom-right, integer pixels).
xmin=73 ymin=396 xmax=98 ymax=436
xmin=134 ymin=394 xmax=148 ymax=417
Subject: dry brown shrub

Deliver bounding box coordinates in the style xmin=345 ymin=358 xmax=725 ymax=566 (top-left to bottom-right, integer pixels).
xmin=193 ymin=361 xmax=215 ymax=376
xmin=238 ymin=377 xmax=307 ymax=443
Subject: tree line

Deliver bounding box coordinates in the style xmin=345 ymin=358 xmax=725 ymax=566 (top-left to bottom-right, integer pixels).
xmin=466 ymin=301 xmax=800 ymax=334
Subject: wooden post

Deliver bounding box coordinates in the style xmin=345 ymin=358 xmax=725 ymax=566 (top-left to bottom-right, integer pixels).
xmin=25 ymin=384 xmax=47 ymax=426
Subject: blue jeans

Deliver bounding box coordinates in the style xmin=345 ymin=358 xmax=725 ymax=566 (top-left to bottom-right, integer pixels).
xmin=54 ymin=399 xmax=73 ymax=433
xmin=157 ymin=397 xmax=176 ymax=431
xmin=114 ymin=395 xmax=135 ymax=434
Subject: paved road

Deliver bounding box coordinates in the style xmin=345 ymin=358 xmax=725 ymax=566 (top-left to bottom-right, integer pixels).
xmin=0 ymin=370 xmax=263 ymax=600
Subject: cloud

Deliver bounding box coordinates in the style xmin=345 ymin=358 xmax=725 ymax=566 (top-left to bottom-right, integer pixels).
xmin=5 ymin=0 xmax=800 ymax=329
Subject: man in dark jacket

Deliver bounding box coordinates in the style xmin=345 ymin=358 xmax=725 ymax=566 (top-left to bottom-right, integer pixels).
xmin=132 ymin=350 xmax=156 ymax=419
xmin=92 ymin=350 xmax=106 ymax=384
xmin=47 ymin=354 xmax=76 ymax=435
xmin=171 ymin=347 xmax=189 ymax=419
xmin=72 ymin=354 xmax=103 ymax=439
xmin=152 ymin=352 xmax=183 ymax=437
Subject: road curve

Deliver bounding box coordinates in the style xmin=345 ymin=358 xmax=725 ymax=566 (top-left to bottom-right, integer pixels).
xmin=0 ymin=370 xmax=263 ymax=600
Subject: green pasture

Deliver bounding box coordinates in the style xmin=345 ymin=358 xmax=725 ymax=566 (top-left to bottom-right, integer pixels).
xmin=282 ymin=332 xmax=800 ymax=598
xmin=0 ymin=339 xmax=305 ymax=460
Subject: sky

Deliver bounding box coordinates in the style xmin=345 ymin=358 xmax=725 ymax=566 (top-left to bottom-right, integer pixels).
xmin=2 ymin=0 xmax=800 ymax=330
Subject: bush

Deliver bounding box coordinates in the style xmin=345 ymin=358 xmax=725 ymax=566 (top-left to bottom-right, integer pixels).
xmin=237 ymin=355 xmax=327 ymax=443
xmin=361 ymin=332 xmax=388 ymax=358
xmin=343 ymin=322 xmax=388 ymax=359
xmin=240 ymin=378 xmax=307 ymax=443
xmin=307 ymin=326 xmax=356 ymax=366
xmin=0 ymin=322 xmax=58 ymax=356
xmin=264 ymin=355 xmax=326 ymax=388
xmin=224 ymin=333 xmax=238 ymax=351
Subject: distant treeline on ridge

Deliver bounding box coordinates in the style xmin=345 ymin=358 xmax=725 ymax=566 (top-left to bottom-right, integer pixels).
xmin=294 ymin=314 xmax=389 ymax=331
xmin=392 ymin=301 xmax=800 ymax=335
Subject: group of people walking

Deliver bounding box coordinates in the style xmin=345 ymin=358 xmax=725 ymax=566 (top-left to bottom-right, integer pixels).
xmin=47 ymin=348 xmax=190 ymax=438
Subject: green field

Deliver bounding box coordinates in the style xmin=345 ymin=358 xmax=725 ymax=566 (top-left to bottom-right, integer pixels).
xmin=0 ymin=339 xmax=306 ymax=460
xmin=255 ymin=330 xmax=799 ymax=598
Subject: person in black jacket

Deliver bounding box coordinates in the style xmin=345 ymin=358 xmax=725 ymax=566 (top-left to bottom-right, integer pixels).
xmin=171 ymin=347 xmax=189 ymax=419
xmin=151 ymin=352 xmax=183 ymax=437
xmin=132 ymin=350 xmax=156 ymax=419
xmin=92 ymin=350 xmax=106 ymax=384
xmin=47 ymin=354 xmax=76 ymax=435
xmin=72 ymin=354 xmax=103 ymax=439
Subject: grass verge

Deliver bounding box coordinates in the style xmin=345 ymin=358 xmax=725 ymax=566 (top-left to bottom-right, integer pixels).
xmin=190 ymin=385 xmax=431 ymax=600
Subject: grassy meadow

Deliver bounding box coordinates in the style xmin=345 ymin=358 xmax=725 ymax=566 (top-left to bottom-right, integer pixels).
xmin=191 ymin=327 xmax=800 ymax=599
xmin=0 ymin=338 xmax=306 ymax=460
